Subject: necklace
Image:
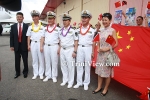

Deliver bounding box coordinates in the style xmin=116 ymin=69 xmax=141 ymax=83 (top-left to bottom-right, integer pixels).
xmin=61 ymin=26 xmax=71 ymax=37
xmin=47 ymin=24 xmax=56 ymax=33
xmin=32 ymin=22 xmax=42 ymax=32
xmin=80 ymin=24 xmax=91 ymax=35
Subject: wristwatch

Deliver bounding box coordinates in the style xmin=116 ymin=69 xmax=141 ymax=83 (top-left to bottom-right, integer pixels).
xmin=73 ymin=51 xmax=77 ymax=54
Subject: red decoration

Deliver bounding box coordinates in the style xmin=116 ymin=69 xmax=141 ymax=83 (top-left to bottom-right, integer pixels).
xmin=105 ymin=35 xmax=116 ymax=46
xmin=122 ymin=0 xmax=127 ymax=6
xmin=147 ymin=1 xmax=150 ymax=9
xmin=80 ymin=24 xmax=91 ymax=35
xmin=47 ymin=24 xmax=56 ymax=33
xmin=98 ymin=14 xmax=103 ymax=21
xmin=93 ymin=33 xmax=100 ymax=42
xmin=115 ymin=1 xmax=121 ymax=8
xmin=73 ymin=22 xmax=76 ymax=26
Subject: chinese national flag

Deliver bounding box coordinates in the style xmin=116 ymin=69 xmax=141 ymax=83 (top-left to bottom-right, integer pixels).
xmin=93 ymin=33 xmax=100 ymax=42
xmin=115 ymin=1 xmax=121 ymax=8
xmin=111 ymin=24 xmax=150 ymax=99
xmin=105 ymin=35 xmax=116 ymax=46
xmin=147 ymin=1 xmax=150 ymax=9
xmin=92 ymin=24 xmax=150 ymax=99
xmin=122 ymin=0 xmax=127 ymax=6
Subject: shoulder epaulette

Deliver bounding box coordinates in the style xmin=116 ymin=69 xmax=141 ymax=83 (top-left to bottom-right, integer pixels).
xmin=60 ymin=28 xmax=63 ymax=31
xmin=77 ymin=27 xmax=80 ymax=29
xmin=29 ymin=23 xmax=32 ymax=26
xmin=57 ymin=26 xmax=61 ymax=28
xmin=71 ymin=27 xmax=76 ymax=30
xmin=90 ymin=26 xmax=95 ymax=29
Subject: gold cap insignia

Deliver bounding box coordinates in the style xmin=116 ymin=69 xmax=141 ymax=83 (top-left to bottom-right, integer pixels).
xmin=83 ymin=11 xmax=87 ymax=14
xmin=49 ymin=12 xmax=52 ymax=15
xmin=33 ymin=10 xmax=36 ymax=13
xmin=64 ymin=14 xmax=67 ymax=17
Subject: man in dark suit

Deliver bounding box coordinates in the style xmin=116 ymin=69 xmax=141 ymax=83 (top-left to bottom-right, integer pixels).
xmin=10 ymin=12 xmax=29 ymax=78
xmin=0 ymin=23 xmax=3 ymax=36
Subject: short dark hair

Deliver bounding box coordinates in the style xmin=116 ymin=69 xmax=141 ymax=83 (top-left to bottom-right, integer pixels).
xmin=16 ymin=12 xmax=23 ymax=17
xmin=137 ymin=16 xmax=143 ymax=20
xmin=102 ymin=13 xmax=112 ymax=20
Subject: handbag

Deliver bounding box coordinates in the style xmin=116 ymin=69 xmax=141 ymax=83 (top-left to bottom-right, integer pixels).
xmin=105 ymin=47 xmax=120 ymax=67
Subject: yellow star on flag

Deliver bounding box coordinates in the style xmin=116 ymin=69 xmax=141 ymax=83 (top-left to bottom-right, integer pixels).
xmin=118 ymin=48 xmax=123 ymax=52
xmin=117 ymin=31 xmax=122 ymax=39
xmin=126 ymin=45 xmax=131 ymax=49
xmin=127 ymin=30 xmax=131 ymax=35
xmin=130 ymin=36 xmax=134 ymax=41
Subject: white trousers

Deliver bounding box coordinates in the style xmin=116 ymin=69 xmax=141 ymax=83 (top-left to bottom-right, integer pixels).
xmin=31 ymin=42 xmax=44 ymax=77
xmin=76 ymin=46 xmax=92 ymax=86
xmin=44 ymin=44 xmax=58 ymax=79
xmin=60 ymin=47 xmax=75 ymax=85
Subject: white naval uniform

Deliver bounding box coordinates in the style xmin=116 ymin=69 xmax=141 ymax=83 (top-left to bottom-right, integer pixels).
xmin=76 ymin=25 xmax=95 ymax=86
xmin=42 ymin=25 xmax=60 ymax=79
xmin=59 ymin=26 xmax=78 ymax=86
xmin=26 ymin=24 xmax=44 ymax=77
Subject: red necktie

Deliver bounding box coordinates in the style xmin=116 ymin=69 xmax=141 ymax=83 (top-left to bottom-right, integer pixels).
xmin=18 ymin=23 xmax=22 ymax=42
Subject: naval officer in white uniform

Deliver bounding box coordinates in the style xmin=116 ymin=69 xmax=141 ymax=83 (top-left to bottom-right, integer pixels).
xmin=40 ymin=11 xmax=60 ymax=82
xmin=74 ymin=10 xmax=95 ymax=90
xmin=26 ymin=10 xmax=45 ymax=80
xmin=58 ymin=13 xmax=78 ymax=88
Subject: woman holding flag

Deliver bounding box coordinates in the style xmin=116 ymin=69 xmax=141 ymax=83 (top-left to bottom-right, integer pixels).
xmin=92 ymin=13 xmax=118 ymax=96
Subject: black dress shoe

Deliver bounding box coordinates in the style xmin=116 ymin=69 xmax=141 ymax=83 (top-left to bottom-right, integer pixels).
xmin=92 ymin=88 xmax=103 ymax=94
xmin=101 ymin=90 xmax=108 ymax=96
xmin=24 ymin=74 xmax=27 ymax=78
xmin=14 ymin=75 xmax=20 ymax=79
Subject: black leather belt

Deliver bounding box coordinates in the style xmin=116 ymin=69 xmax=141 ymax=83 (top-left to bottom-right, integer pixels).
xmin=32 ymin=41 xmax=38 ymax=43
xmin=79 ymin=44 xmax=92 ymax=47
xmin=45 ymin=43 xmax=58 ymax=46
xmin=62 ymin=46 xmax=73 ymax=50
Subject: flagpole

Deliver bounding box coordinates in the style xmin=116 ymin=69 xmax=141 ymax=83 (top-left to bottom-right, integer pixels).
xmin=141 ymin=0 xmax=144 ymax=16
xmin=120 ymin=0 xmax=123 ymax=25
xmin=121 ymin=0 xmax=123 ymax=11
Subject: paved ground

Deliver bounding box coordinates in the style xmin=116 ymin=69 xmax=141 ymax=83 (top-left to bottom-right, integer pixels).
xmin=0 ymin=35 xmax=140 ymax=100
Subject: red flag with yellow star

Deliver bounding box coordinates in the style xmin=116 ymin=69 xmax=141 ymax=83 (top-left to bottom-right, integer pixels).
xmin=93 ymin=34 xmax=100 ymax=42
xmin=111 ymin=24 xmax=150 ymax=99
xmin=105 ymin=35 xmax=116 ymax=46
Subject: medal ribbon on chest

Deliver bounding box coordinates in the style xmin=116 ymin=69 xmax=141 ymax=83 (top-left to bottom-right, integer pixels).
xmin=61 ymin=26 xmax=71 ymax=37
xmin=80 ymin=24 xmax=91 ymax=35
xmin=32 ymin=22 xmax=42 ymax=32
xmin=47 ymin=24 xmax=56 ymax=33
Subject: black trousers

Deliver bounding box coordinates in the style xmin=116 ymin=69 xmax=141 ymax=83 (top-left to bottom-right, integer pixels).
xmin=14 ymin=43 xmax=28 ymax=75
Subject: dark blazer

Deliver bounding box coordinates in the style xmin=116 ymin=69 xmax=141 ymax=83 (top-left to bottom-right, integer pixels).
xmin=10 ymin=23 xmax=28 ymax=51
xmin=0 ymin=24 xmax=3 ymax=34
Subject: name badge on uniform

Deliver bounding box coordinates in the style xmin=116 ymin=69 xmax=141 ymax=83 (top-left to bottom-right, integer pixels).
xmin=88 ymin=31 xmax=92 ymax=34
xmin=68 ymin=31 xmax=73 ymax=34
xmin=88 ymin=34 xmax=93 ymax=38
xmin=54 ymin=29 xmax=58 ymax=32
xmin=40 ymin=28 xmax=43 ymax=30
